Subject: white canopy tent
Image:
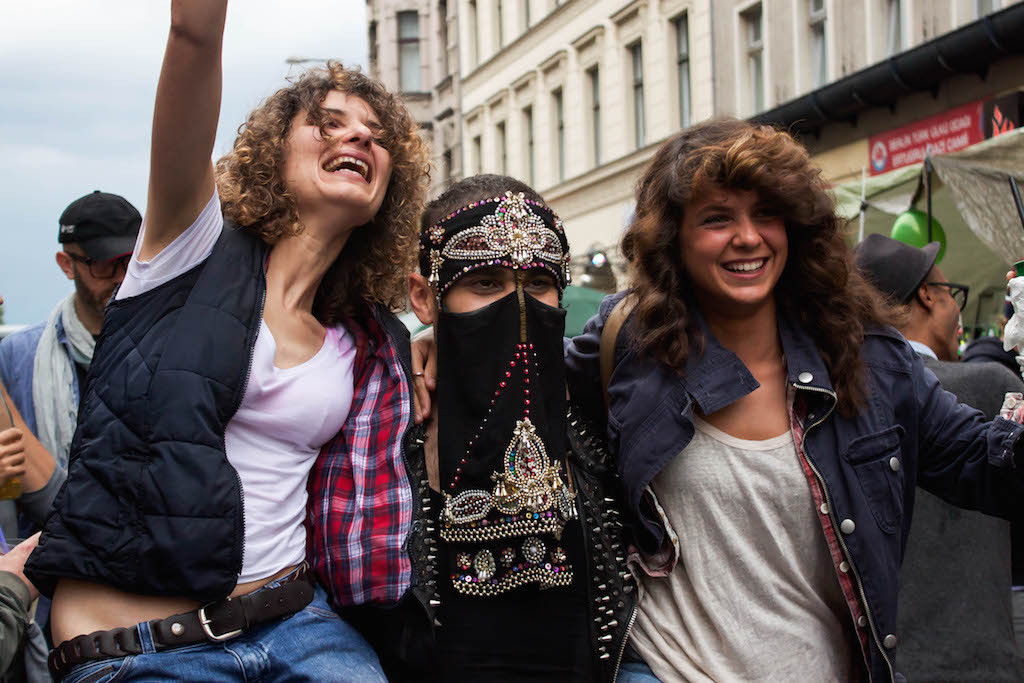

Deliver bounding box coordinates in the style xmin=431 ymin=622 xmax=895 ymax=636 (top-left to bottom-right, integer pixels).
xmin=833 ymin=128 xmax=1024 ymax=336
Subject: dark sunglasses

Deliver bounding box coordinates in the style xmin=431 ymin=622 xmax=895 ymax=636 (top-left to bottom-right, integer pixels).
xmin=926 ymin=281 xmax=969 ymax=311
xmin=68 ymin=253 xmax=131 ymax=279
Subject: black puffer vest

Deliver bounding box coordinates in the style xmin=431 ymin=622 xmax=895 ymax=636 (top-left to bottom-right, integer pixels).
xmin=27 ymin=224 xmax=267 ymax=602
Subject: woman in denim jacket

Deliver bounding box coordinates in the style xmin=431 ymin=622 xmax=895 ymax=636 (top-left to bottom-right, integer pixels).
xmin=564 ymin=118 xmax=1024 ymax=682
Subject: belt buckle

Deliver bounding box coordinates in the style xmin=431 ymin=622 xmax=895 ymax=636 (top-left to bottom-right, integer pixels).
xmin=198 ymin=604 xmax=243 ymax=642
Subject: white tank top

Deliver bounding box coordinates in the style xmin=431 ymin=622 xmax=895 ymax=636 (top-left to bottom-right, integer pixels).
xmin=117 ymin=192 xmax=355 ymax=582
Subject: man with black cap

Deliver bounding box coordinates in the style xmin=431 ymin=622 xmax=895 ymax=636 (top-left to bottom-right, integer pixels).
xmin=856 ymin=233 xmax=1023 ymax=681
xmin=0 ymin=191 xmax=140 ymax=532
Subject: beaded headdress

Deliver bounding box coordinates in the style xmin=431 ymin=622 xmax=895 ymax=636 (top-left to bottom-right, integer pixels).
xmin=419 ymin=191 xmax=572 ymax=297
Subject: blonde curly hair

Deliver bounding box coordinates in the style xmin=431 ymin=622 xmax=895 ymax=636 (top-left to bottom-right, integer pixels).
xmin=215 ymin=61 xmax=430 ymax=322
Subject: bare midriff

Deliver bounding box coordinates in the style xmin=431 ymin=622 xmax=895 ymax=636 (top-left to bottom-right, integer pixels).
xmin=50 ymin=563 xmax=300 ymax=645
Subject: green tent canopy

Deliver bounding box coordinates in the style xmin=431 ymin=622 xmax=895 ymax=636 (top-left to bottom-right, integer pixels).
xmin=563 ymin=285 xmax=608 ymax=337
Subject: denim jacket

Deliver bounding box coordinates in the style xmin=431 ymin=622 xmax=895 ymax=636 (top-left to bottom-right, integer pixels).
xmin=565 ymin=292 xmax=1024 ymax=682
xmin=0 ymin=317 xmax=81 ymax=437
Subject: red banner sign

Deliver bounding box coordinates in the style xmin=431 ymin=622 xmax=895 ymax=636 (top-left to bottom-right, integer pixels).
xmin=868 ymin=100 xmax=984 ymax=176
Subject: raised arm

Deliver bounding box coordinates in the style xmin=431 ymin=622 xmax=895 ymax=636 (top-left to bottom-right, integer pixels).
xmin=140 ymin=0 xmax=229 ymax=261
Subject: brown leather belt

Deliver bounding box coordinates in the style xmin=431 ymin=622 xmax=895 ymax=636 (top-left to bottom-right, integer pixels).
xmin=49 ymin=564 xmax=315 ymax=681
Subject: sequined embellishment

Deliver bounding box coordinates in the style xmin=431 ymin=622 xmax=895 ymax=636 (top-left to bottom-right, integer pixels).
xmin=474 ymin=549 xmax=496 ymax=581
xmin=522 ymin=536 xmax=545 ymax=564
xmin=429 ymin=223 xmax=446 ymax=244
xmin=500 ymin=547 xmax=517 ymax=567
xmin=452 ymin=565 xmax=574 ymax=597
xmin=456 ymin=552 xmax=472 ymax=570
xmin=429 ymin=249 xmax=444 ymax=284
xmin=493 ymin=418 xmax=564 ymax=515
xmin=440 ymin=192 xmax=564 ymax=267
xmin=551 ymin=546 xmax=567 ymax=564
xmin=445 ymin=489 xmax=493 ymax=525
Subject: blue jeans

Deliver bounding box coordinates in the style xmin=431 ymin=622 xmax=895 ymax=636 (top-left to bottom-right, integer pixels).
xmin=60 ymin=583 xmax=386 ymax=682
xmin=616 ymin=648 xmax=662 ymax=683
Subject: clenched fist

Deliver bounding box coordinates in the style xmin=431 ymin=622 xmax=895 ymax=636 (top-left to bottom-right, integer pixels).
xmin=0 ymin=428 xmax=26 ymax=489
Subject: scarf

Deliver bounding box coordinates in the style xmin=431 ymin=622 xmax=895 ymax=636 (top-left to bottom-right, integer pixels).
xmin=32 ymin=292 xmax=94 ymax=469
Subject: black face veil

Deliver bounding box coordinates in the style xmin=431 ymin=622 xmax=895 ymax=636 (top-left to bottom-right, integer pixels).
xmin=435 ymin=282 xmax=576 ymax=597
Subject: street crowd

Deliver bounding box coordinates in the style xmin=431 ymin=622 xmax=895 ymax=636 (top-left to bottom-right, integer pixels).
xmin=4 ymin=2 xmax=1024 ymax=682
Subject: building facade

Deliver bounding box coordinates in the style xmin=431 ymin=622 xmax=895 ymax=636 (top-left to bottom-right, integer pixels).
xmin=368 ymin=0 xmax=462 ymax=196
xmin=369 ymin=0 xmax=1023 ymax=280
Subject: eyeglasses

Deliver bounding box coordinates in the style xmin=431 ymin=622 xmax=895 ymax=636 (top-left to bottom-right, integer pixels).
xmin=67 ymin=253 xmax=131 ymax=279
xmin=926 ymin=281 xmax=969 ymax=311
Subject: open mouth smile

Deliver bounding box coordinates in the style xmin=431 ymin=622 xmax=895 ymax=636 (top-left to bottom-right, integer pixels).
xmin=722 ymin=258 xmax=767 ymax=274
xmin=322 ymin=154 xmax=371 ymax=182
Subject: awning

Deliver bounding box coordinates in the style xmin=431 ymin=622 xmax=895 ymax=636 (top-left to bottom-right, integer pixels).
xmin=833 ymin=128 xmax=1024 ymax=333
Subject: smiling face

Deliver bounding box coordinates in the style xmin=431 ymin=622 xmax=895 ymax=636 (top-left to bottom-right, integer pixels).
xmin=281 ymin=90 xmax=393 ymax=232
xmin=680 ymin=186 xmax=788 ymax=319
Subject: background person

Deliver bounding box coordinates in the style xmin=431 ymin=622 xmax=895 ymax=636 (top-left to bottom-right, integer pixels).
xmin=856 ymin=233 xmax=1022 ymax=680
xmin=25 ymin=1 xmax=427 ymax=680
xmin=0 ymin=193 xmax=138 ymax=541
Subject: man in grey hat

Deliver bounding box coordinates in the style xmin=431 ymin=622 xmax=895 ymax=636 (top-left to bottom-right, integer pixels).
xmin=856 ymin=233 xmax=1023 ymax=680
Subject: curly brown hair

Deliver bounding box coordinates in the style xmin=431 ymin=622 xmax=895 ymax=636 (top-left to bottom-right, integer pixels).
xmin=622 ymin=118 xmax=893 ymax=416
xmin=215 ymin=61 xmax=430 ymax=322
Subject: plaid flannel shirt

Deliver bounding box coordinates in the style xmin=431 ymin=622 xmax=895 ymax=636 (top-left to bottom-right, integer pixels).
xmin=306 ymin=306 xmax=414 ymax=606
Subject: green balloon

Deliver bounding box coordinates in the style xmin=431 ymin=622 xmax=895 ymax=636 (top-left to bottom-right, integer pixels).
xmin=890 ymin=209 xmax=946 ymax=263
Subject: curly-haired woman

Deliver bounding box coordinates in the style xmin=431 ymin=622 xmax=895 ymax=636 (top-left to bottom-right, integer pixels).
xmin=563 ymin=118 xmax=1024 ymax=682
xmin=25 ymin=2 xmax=428 ymax=681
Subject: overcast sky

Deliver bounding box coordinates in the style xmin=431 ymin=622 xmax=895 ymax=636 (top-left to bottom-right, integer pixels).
xmin=0 ymin=1 xmax=367 ymax=324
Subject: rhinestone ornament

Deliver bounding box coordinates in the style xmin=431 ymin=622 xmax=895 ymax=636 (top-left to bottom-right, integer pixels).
xmin=522 ymin=536 xmax=546 ymax=564
xmin=473 ymin=549 xmax=496 ymax=581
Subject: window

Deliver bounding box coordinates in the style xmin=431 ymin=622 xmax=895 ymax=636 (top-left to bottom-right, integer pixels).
xmin=496 ymin=121 xmax=507 ymax=174
xmin=439 ymin=0 xmax=449 ymax=74
xmin=630 ymin=42 xmax=645 ymax=148
xmin=473 ymin=135 xmax=482 ymax=174
xmin=886 ymin=0 xmax=902 ymax=56
xmin=553 ymin=88 xmax=565 ymax=181
xmin=742 ymin=4 xmax=765 ymax=113
xmin=497 ymin=0 xmax=505 ymax=48
xmin=368 ymin=20 xmax=378 ymax=69
xmin=523 ymin=106 xmax=535 ymax=183
xmin=809 ymin=0 xmax=827 ymax=88
xmin=588 ymin=67 xmax=601 ymax=165
xmin=523 ymin=0 xmax=531 ymax=28
xmin=442 ymin=148 xmax=454 ymax=189
xmin=468 ymin=0 xmax=479 ymax=67
xmin=398 ymin=11 xmax=420 ymax=92
xmin=674 ymin=14 xmax=691 ymax=129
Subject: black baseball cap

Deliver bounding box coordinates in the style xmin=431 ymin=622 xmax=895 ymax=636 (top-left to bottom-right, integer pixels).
xmin=58 ymin=191 xmax=141 ymax=262
xmin=854 ymin=233 xmax=940 ymax=304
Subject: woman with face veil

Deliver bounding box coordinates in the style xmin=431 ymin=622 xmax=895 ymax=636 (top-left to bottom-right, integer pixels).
xmin=401 ymin=175 xmax=634 ymax=682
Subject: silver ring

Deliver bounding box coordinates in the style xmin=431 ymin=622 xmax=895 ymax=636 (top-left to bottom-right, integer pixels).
xmin=413 ymin=371 xmax=425 ymax=377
